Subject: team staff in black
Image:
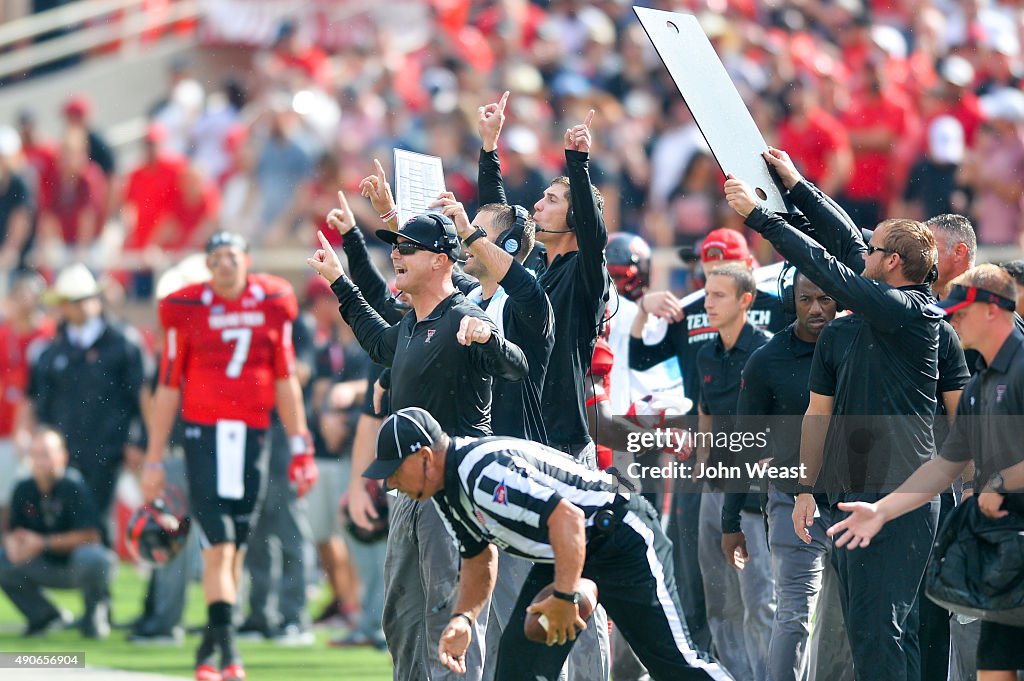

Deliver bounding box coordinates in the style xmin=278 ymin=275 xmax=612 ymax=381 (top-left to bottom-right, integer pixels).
xmin=627 ymin=229 xmax=786 ymax=653
xmin=692 ymin=264 xmax=773 ymax=681
xmin=732 ymin=271 xmax=839 ymax=681
xmin=725 ymin=172 xmax=942 ymax=681
xmin=307 ymin=215 xmax=528 ymax=681
xmin=0 ymin=427 xmax=112 ymax=639
xmin=758 ymin=147 xmax=975 ymax=680
xmin=477 ymin=92 xmax=609 ymax=466
xmin=429 ymin=194 xmax=554 ymax=443
xmin=362 ymin=406 xmax=734 ymax=681
xmin=828 ymin=264 xmax=1024 ymax=680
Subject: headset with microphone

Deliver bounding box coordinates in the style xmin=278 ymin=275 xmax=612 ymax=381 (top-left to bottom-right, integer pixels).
xmin=496 ymin=205 xmax=531 ymax=256
xmin=535 ymin=189 xmax=576 ymax=234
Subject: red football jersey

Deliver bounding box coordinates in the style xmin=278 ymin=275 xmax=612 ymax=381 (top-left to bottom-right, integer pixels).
xmin=0 ymin=319 xmax=56 ymax=436
xmin=157 ymin=273 xmax=298 ymax=428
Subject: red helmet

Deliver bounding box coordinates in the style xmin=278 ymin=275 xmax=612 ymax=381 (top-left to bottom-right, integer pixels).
xmin=126 ymin=488 xmax=190 ymax=566
xmin=606 ymin=232 xmax=651 ymax=301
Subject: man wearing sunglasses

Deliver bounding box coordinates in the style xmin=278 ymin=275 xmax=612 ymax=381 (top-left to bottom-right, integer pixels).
xmin=307 ymin=213 xmax=529 ymax=681
xmin=725 ymin=157 xmax=945 ymax=681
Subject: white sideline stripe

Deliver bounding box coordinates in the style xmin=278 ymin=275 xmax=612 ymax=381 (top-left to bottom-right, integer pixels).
xmin=622 ymin=511 xmax=734 ymax=680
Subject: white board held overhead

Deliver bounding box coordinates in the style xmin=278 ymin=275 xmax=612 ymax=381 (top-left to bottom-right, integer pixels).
xmin=633 ymin=6 xmax=790 ymax=214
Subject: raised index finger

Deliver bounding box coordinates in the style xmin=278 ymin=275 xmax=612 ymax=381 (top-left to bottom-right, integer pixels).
xmin=497 ymin=90 xmax=510 ymax=112
xmin=337 ymin=190 xmax=350 ymax=211
xmin=583 ymin=109 xmax=595 ymax=128
xmin=374 ymin=158 xmax=387 ymax=182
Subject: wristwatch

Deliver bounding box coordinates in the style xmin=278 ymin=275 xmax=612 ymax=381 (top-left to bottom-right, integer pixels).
xmin=552 ymin=589 xmax=581 ymax=605
xmin=987 ymin=471 xmax=1007 ymax=494
xmin=462 ymin=228 xmax=487 ymax=248
xmin=794 ymin=483 xmax=815 ymax=495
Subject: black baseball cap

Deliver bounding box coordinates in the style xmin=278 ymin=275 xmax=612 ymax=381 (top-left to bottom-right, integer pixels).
xmin=206 ymin=231 xmax=249 ymax=253
xmin=936 ymin=284 xmax=1017 ymax=315
xmin=376 ymin=213 xmax=458 ymax=257
xmin=364 ymin=407 xmax=444 ymax=480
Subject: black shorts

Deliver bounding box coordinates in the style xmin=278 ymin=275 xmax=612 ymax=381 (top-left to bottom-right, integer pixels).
xmin=182 ymin=420 xmax=268 ymax=548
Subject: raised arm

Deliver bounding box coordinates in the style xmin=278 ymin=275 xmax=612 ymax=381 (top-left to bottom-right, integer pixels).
xmin=565 ymin=110 xmax=609 ymax=302
xmin=726 ymin=177 xmax=923 ymax=328
xmin=308 ymin=231 xmax=400 ymax=366
xmin=763 ymin=147 xmax=867 ymax=271
xmin=328 ymin=189 xmax=406 ymax=324
xmin=477 ymin=91 xmax=510 ymax=207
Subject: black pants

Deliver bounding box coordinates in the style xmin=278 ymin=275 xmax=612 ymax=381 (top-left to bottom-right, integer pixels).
xmin=494 ymin=497 xmax=733 ymax=681
xmin=824 ymin=494 xmax=939 ymax=681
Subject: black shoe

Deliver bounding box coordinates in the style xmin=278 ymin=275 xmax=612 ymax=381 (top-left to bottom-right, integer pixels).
xmin=235 ymin=619 xmax=274 ymax=641
xmin=81 ymin=601 xmax=111 ymax=640
xmin=127 ymin=625 xmax=185 ymax=645
xmin=23 ymin=609 xmax=73 ymax=637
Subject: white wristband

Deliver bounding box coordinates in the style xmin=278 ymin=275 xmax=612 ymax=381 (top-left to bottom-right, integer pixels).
xmin=290 ymin=434 xmax=310 ymax=456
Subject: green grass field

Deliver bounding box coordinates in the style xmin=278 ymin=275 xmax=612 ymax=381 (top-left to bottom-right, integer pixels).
xmin=0 ymin=564 xmax=393 ymax=680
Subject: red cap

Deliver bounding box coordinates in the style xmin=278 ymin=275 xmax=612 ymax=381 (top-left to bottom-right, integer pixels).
xmin=63 ymin=94 xmax=92 ymax=120
xmin=701 ymin=228 xmax=750 ymax=263
xmin=304 ymin=274 xmax=334 ymax=303
xmin=144 ymin=122 xmax=168 ymax=144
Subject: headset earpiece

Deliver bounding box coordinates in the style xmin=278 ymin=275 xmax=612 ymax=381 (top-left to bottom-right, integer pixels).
xmin=427 ymin=212 xmax=460 ymax=254
xmin=779 ymin=262 xmax=797 ymax=322
xmin=497 ymin=205 xmax=530 ymax=257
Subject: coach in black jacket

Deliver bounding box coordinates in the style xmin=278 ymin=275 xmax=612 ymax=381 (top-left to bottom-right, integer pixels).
xmin=309 ymin=213 xmax=527 ymax=681
xmin=478 ymin=94 xmax=609 ymax=465
xmin=725 ymin=168 xmax=943 ymax=681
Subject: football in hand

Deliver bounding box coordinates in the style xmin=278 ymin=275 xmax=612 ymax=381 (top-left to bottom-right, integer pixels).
xmin=523 ymin=579 xmax=599 ymax=643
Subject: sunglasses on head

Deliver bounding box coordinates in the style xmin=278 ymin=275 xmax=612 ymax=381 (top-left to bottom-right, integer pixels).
xmin=392 ymin=242 xmax=430 ymax=256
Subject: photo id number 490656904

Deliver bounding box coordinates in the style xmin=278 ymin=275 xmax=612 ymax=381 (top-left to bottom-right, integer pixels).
xmin=0 ymin=653 xmax=84 ymax=668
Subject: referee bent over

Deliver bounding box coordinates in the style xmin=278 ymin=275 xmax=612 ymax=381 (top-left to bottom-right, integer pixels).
xmin=365 ymin=407 xmax=734 ymax=681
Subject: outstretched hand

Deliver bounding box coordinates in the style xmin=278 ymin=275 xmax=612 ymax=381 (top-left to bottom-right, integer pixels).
xmin=307 ymin=230 xmax=345 ymax=284
xmin=430 ymin=193 xmax=473 ymax=239
xmin=763 ymin=147 xmax=803 ymax=190
xmin=724 ymin=174 xmax=759 ymax=218
xmin=478 ymin=90 xmax=509 ymax=153
xmin=564 ymin=109 xmax=595 ymax=153
xmin=326 ymin=190 xmax=357 ymax=235
xmin=826 ymin=501 xmax=886 ymax=549
xmin=359 ymin=159 xmax=397 ymax=219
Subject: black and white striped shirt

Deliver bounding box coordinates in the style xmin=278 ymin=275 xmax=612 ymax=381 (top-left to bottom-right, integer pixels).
xmin=433 ymin=436 xmax=621 ymax=562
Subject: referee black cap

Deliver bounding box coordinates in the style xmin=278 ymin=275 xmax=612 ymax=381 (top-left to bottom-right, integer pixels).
xmin=206 ymin=230 xmax=249 ymax=254
xmin=365 ymin=407 xmax=444 ymax=479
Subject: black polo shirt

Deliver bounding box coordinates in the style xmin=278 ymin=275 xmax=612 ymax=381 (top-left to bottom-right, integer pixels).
xmin=940 ymin=328 xmax=1024 ymax=485
xmin=331 ymin=280 xmax=528 ymax=437
xmin=735 ymin=323 xmax=816 ymax=493
xmin=747 ymin=207 xmax=942 ymax=496
xmin=473 ymin=260 xmax=554 ymax=443
xmin=9 ymin=475 xmax=101 ymax=565
xmin=696 ymin=323 xmax=771 ymax=474
xmin=478 ymin=148 xmax=609 ymax=451
xmin=630 ymin=288 xmax=785 ymax=416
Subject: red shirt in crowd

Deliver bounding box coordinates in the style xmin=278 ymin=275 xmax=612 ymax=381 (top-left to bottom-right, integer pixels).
xmin=588 ymin=336 xmax=615 ymax=470
xmin=167 ymin=178 xmax=220 ymax=251
xmin=842 ymin=91 xmax=910 ymax=202
xmin=777 ymin=108 xmax=850 ymax=186
xmin=123 ymin=153 xmax=187 ymax=250
xmin=157 ymin=274 xmax=298 ymax=429
xmin=39 ymin=161 xmax=107 ymax=245
xmin=0 ymin=318 xmax=56 ymax=437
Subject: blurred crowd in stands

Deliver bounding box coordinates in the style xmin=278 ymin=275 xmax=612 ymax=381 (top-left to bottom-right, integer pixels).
xmin=3 ymin=0 xmax=1024 ymax=293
